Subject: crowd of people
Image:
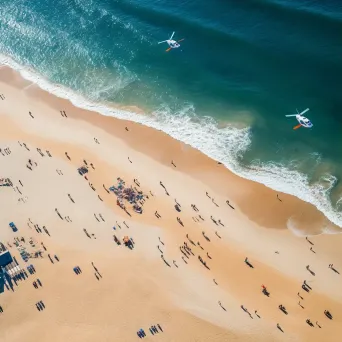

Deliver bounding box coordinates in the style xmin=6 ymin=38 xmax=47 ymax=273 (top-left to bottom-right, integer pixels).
xmin=0 ymin=106 xmax=340 ymax=342
xmin=109 ymin=177 xmax=145 ymax=214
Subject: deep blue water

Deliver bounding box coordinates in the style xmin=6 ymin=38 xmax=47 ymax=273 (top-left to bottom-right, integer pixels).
xmin=0 ymin=0 xmax=342 ymax=226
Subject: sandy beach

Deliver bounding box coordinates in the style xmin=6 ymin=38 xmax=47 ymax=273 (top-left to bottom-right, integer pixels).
xmin=1 ymin=65 xmax=342 ymax=342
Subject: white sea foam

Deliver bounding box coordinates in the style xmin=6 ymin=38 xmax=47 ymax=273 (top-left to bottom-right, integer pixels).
xmin=240 ymin=161 xmax=342 ymax=231
xmin=286 ymin=218 xmax=309 ymax=237
xmin=1 ymin=54 xmax=341 ymax=230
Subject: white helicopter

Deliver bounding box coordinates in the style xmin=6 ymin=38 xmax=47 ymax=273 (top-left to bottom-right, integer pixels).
xmin=158 ymin=32 xmax=184 ymax=52
xmin=285 ymin=108 xmax=313 ymax=130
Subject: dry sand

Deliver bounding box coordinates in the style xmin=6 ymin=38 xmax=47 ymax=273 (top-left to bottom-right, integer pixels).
xmin=0 ymin=66 xmax=342 ymax=342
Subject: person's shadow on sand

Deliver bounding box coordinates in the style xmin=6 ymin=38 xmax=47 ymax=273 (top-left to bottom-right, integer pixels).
xmin=218 ymin=301 xmax=226 ymax=311
xmin=244 ymin=258 xmax=254 ymax=268
xmin=277 ymin=324 xmax=284 ymax=333
xmin=161 ymin=255 xmax=171 ymax=267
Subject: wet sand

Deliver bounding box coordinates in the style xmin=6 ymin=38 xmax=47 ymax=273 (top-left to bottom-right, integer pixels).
xmin=0 ymin=66 xmax=342 ymax=342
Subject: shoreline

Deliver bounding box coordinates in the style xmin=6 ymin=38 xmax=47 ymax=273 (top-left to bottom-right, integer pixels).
xmin=1 ymin=62 xmax=342 ymax=341
xmin=0 ymin=56 xmax=341 ymax=230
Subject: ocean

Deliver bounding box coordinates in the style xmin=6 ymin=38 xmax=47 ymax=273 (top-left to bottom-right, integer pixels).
xmin=1 ymin=0 xmax=342 ymax=227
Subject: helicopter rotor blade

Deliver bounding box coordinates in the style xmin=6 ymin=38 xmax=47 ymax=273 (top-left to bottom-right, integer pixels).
xmin=299 ymin=108 xmax=310 ymax=115
xmin=170 ymin=32 xmax=175 ymax=40
xmin=293 ymin=124 xmax=302 ymax=130
xmin=177 ymin=39 xmax=185 ymax=42
xmin=158 ymin=40 xmax=167 ymax=44
xmin=166 ymin=47 xmax=172 ymax=52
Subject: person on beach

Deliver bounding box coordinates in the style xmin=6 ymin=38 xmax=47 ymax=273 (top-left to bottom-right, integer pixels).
xmin=306 ymin=319 xmax=314 ymax=327
xmin=302 ymin=284 xmax=309 ymax=292
xmin=210 ymin=216 xmax=218 ymax=225
xmin=212 ymin=198 xmax=219 ymax=207
xmin=215 ymin=231 xmax=221 ymax=239
xmin=324 ymin=310 xmax=333 ymax=319
xmin=303 ymin=280 xmax=312 ymax=290
xmin=191 ymin=204 xmax=198 ymax=211
xmin=218 ymin=301 xmax=226 ymax=311
xmin=306 ymin=236 xmax=314 ymax=245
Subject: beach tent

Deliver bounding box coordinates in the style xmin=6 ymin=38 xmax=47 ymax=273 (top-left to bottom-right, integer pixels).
xmin=0 ymin=271 xmax=5 ymax=294
xmin=0 ymin=251 xmax=13 ymax=268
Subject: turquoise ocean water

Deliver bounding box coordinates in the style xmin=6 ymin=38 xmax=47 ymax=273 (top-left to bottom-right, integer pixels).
xmin=0 ymin=0 xmax=342 ymax=227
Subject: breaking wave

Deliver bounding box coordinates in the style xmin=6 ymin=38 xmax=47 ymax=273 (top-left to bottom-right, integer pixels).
xmin=1 ymin=54 xmax=341 ymax=230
